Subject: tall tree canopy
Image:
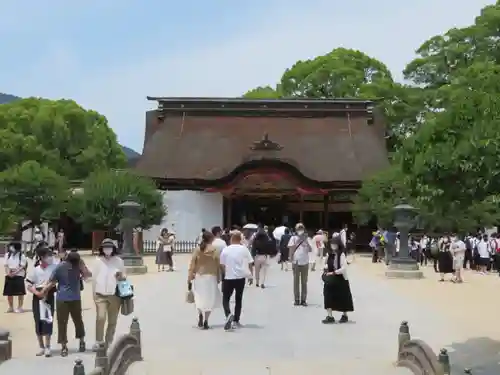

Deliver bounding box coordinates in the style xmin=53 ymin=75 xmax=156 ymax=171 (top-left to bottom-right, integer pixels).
xmin=0 ymin=98 xmax=127 ymax=179
xmin=244 ymin=48 xmax=425 ymax=151
xmin=0 ymin=161 xmax=70 ymax=233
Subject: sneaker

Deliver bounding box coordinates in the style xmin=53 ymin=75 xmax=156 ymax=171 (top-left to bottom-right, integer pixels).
xmin=224 ymin=314 xmax=234 ymax=331
xmin=79 ymin=340 xmax=86 ymax=352
xmin=339 ymin=314 xmax=348 ymax=323
xmin=36 ymin=348 xmax=45 ymax=356
xmin=44 ymin=348 xmax=52 ymax=357
xmin=300 ymin=301 xmax=308 ymax=307
xmin=256 ymin=283 xmax=260 ymax=287
xmin=92 ymin=343 xmax=100 ymax=352
xmin=203 ymin=321 xmax=210 ymax=330
xmin=6 ymin=307 xmax=13 ymax=313
xmin=260 ymin=284 xmax=265 ymax=289
xmin=322 ymin=316 xmax=335 ymax=324
xmin=14 ymin=308 xmax=23 ymax=313
xmin=294 ymin=301 xmax=300 ymax=306
xmin=197 ymin=313 xmax=203 ymax=328
xmin=232 ymin=321 xmax=243 ymax=329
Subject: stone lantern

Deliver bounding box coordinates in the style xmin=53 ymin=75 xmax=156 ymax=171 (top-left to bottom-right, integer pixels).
xmin=118 ymin=198 xmax=147 ymax=274
xmin=385 ymin=203 xmax=423 ymax=279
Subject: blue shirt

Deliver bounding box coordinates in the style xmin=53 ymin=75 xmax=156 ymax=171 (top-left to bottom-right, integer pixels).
xmin=50 ymin=261 xmax=81 ymax=301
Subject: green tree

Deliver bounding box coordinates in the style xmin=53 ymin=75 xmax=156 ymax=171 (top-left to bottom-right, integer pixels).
xmin=70 ymin=170 xmax=165 ymax=232
xmin=0 ymin=161 xmax=70 ymax=236
xmin=277 ymin=48 xmax=424 ymax=151
xmin=243 ymin=86 xmax=281 ymax=99
xmin=358 ymin=61 xmax=500 ymax=232
xmin=0 ymin=97 xmax=127 ymax=179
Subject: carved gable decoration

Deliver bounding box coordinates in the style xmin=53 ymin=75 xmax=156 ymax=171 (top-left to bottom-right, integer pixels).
xmin=250 ymin=133 xmax=283 ymax=151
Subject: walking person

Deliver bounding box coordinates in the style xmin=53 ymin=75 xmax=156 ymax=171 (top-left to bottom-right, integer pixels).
xmin=312 ymin=230 xmax=326 ymax=270
xmin=252 ymin=228 xmax=274 ymax=288
xmin=220 ymin=230 xmax=254 ymax=331
xmin=278 ymin=228 xmax=291 ymax=271
xmin=3 ymin=242 xmax=27 ymax=313
xmin=156 ymin=228 xmax=175 ymax=272
xmin=187 ymin=231 xmax=221 ymax=329
xmin=321 ymin=236 xmax=354 ymax=323
xmin=211 ymin=226 xmax=227 ymax=254
xmin=476 ymin=234 xmax=491 ymax=274
xmin=26 ymin=247 xmax=57 ymax=357
xmin=91 ymin=239 xmax=125 ymax=350
xmin=43 ymin=251 xmax=91 ymax=356
xmin=288 ymin=223 xmax=312 ymax=306
xmin=437 ymin=236 xmax=454 ymax=282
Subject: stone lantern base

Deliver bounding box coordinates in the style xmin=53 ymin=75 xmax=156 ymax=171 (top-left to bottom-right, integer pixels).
xmin=122 ymin=255 xmax=148 ymax=275
xmin=385 ymin=258 xmax=424 ymax=279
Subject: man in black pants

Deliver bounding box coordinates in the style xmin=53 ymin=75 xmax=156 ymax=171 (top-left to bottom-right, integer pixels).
xmin=220 ymin=230 xmax=254 ymax=331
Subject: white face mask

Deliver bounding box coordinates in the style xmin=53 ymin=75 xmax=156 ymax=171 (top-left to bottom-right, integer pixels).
xmin=103 ymin=248 xmax=113 ymax=256
xmin=43 ymin=256 xmax=53 ymax=265
xmin=8 ymin=246 xmax=15 ymax=252
xmin=451 ymin=236 xmax=457 ymax=242
xmin=297 ymin=230 xmax=304 ymax=235
xmin=331 ymin=244 xmax=339 ymax=250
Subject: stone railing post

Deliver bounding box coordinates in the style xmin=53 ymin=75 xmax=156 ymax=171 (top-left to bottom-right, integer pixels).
xmin=397 ymin=321 xmax=411 ymax=358
xmin=73 ymin=358 xmax=86 ymax=375
xmin=438 ymin=348 xmax=450 ymax=374
xmin=0 ymin=329 xmax=12 ymax=362
xmin=94 ymin=342 xmax=108 ymax=374
xmin=130 ymin=317 xmax=142 ymax=359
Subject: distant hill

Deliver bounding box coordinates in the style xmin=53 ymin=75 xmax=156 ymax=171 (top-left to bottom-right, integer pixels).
xmin=0 ymin=93 xmax=21 ymax=104
xmin=0 ymin=92 xmax=140 ymax=161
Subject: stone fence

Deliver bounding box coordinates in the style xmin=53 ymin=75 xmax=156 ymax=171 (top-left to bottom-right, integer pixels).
xmin=396 ymin=321 xmax=471 ymax=374
xmin=73 ymin=317 xmax=142 ymax=375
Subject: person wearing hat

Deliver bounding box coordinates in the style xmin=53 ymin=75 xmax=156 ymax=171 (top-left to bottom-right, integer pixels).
xmin=288 ymin=223 xmax=312 ymax=306
xmin=3 ymin=241 xmax=27 ymax=313
xmin=26 ymin=246 xmax=57 ymax=357
xmin=91 ymin=238 xmax=126 ymax=350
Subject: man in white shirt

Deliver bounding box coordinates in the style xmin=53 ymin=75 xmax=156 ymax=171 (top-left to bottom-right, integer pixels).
xmin=211 ymin=226 xmax=227 ymax=254
xmin=451 ymin=234 xmax=466 ymax=283
xmin=288 ymin=223 xmax=312 ymax=306
xmin=220 ymin=231 xmax=254 ymax=330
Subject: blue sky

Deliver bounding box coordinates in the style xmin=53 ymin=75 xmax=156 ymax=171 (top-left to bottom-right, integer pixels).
xmin=0 ymin=0 xmax=494 ymax=152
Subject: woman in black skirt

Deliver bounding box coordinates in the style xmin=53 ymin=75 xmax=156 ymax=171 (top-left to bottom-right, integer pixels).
xmin=278 ymin=228 xmax=291 ymax=271
xmin=322 ymin=236 xmax=354 ymax=324
xmin=3 ymin=242 xmax=27 ymax=313
xmin=438 ymin=236 xmax=454 ymax=281
xmin=26 ymin=247 xmax=57 ymax=357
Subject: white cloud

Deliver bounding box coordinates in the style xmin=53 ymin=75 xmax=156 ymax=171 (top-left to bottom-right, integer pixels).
xmin=2 ymin=0 xmax=494 ymax=151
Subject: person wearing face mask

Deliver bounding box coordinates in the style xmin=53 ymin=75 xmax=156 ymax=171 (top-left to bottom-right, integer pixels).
xmin=322 ymin=236 xmax=354 ymax=323
xmin=288 ymin=223 xmax=312 ymax=306
xmin=91 ymin=238 xmax=126 ymax=350
xmin=26 ymin=247 xmax=57 ymax=357
xmin=3 ymin=242 xmax=27 ymax=313
xmin=437 ymin=235 xmax=454 ymax=282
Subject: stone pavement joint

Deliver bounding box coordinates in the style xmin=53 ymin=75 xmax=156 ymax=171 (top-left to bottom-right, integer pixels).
xmin=0 ymin=255 xmax=494 ymax=374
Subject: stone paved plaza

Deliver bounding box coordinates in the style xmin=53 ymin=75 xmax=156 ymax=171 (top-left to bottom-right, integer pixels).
xmin=1 ymin=255 xmax=499 ymax=374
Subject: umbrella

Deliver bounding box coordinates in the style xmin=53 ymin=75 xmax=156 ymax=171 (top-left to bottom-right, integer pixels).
xmin=273 ymin=226 xmax=287 ymax=241
xmin=243 ymin=223 xmax=258 ymax=230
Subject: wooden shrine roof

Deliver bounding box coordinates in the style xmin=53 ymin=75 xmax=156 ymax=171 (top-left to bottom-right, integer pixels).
xmin=134 ymin=98 xmax=389 ymax=184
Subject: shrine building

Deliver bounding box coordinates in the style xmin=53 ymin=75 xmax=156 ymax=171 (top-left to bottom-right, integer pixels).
xmin=134 ymin=97 xmax=389 ymax=242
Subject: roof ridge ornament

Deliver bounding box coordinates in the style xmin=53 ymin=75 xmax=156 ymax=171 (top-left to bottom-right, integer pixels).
xmin=250 ymin=133 xmax=283 ymax=151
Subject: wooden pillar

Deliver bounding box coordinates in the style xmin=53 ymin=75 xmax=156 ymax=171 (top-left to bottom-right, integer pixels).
xmin=225 ymin=196 xmax=232 ymax=229
xmin=299 ymin=195 xmax=304 ymax=223
xmin=323 ymin=194 xmax=329 ymax=230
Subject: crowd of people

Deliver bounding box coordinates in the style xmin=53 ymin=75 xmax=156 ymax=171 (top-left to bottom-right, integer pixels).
xmin=369 ymin=228 xmax=500 ymax=282
xmin=186 ymin=223 xmax=355 ymax=329
xmin=2 ymin=237 xmax=132 ymax=358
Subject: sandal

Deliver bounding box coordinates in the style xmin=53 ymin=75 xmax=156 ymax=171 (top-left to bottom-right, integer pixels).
xmin=61 ymin=346 xmax=68 ymax=357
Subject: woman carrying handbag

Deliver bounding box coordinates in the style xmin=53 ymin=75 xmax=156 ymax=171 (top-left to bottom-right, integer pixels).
xmin=321 ymin=236 xmax=354 ymax=324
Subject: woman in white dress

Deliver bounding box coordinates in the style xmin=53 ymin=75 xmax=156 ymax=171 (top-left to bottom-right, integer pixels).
xmin=187 ymin=231 xmax=221 ymax=329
